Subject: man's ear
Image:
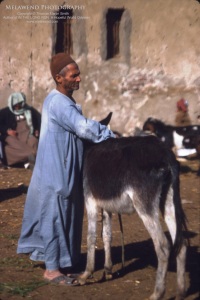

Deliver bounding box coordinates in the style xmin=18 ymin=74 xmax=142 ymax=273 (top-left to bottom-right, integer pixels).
xmin=55 ymin=74 xmax=63 ymax=84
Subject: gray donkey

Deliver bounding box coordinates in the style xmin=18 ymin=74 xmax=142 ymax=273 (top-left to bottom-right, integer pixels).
xmin=79 ymin=114 xmax=188 ymax=300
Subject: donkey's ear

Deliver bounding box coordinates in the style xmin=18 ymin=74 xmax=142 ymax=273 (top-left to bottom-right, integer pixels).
xmin=99 ymin=112 xmax=113 ymax=126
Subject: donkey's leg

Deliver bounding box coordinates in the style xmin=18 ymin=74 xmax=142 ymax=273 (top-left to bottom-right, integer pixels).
xmin=102 ymin=210 xmax=113 ymax=279
xmin=164 ymin=187 xmax=186 ymax=300
xmin=79 ymin=197 xmax=98 ymax=285
xmin=139 ymin=213 xmax=170 ymax=300
xmin=175 ymin=242 xmax=187 ymax=300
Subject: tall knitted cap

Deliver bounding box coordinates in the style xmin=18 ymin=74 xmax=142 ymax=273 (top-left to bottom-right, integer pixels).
xmin=50 ymin=52 xmax=76 ymax=80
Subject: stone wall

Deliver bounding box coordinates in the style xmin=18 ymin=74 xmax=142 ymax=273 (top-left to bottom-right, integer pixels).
xmin=0 ymin=0 xmax=200 ymax=134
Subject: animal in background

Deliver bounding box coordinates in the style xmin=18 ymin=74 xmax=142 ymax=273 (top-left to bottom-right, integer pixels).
xmin=142 ymin=117 xmax=199 ymax=157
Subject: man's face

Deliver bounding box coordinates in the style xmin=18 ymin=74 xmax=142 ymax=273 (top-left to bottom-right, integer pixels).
xmin=13 ymin=102 xmax=23 ymax=111
xmin=57 ymin=63 xmax=81 ymax=94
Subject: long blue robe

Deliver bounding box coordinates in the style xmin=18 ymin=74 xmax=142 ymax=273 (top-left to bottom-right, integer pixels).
xmin=17 ymin=89 xmax=114 ymax=270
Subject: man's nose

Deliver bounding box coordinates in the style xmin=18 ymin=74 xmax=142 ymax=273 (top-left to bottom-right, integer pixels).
xmin=76 ymin=75 xmax=81 ymax=82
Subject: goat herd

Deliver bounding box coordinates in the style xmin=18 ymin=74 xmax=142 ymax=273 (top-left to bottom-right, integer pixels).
xmin=78 ymin=113 xmax=200 ymax=300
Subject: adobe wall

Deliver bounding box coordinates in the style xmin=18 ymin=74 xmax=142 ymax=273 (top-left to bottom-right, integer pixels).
xmin=0 ymin=0 xmax=200 ymax=134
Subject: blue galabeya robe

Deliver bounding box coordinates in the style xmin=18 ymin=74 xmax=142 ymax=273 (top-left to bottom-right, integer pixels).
xmin=17 ymin=89 xmax=114 ymax=270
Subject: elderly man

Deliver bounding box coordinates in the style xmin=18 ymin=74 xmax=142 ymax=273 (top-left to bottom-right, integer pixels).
xmin=17 ymin=53 xmax=115 ymax=285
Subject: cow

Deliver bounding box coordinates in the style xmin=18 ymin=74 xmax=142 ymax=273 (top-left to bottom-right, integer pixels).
xmin=78 ymin=114 xmax=188 ymax=300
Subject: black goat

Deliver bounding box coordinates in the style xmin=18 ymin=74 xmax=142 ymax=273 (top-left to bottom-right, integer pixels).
xmin=143 ymin=117 xmax=200 ymax=157
xmin=79 ymin=117 xmax=188 ymax=300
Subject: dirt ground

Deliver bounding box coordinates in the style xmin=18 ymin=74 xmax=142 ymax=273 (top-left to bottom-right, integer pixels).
xmin=0 ymin=159 xmax=199 ymax=300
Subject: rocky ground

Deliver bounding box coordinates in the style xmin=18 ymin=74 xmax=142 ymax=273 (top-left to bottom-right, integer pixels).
xmin=0 ymin=158 xmax=199 ymax=300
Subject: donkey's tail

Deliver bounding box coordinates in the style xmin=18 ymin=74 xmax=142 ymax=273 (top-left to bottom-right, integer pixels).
xmin=171 ymin=159 xmax=189 ymax=254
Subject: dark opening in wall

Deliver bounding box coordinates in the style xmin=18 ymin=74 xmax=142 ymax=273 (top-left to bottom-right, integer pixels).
xmin=106 ymin=8 xmax=124 ymax=59
xmin=55 ymin=9 xmax=73 ymax=54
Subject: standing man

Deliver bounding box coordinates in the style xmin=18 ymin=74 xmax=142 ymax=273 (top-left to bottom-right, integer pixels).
xmin=17 ymin=53 xmax=115 ymax=285
xmin=175 ymin=98 xmax=191 ymax=126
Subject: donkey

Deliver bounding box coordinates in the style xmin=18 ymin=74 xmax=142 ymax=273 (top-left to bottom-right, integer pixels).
xmin=79 ymin=117 xmax=188 ymax=300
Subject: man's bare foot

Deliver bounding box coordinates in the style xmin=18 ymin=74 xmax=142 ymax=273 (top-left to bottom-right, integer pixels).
xmin=44 ymin=270 xmax=79 ymax=286
xmin=44 ymin=269 xmax=64 ymax=281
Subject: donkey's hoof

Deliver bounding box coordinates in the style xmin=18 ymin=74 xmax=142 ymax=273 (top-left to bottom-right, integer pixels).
xmin=77 ymin=274 xmax=87 ymax=286
xmin=175 ymin=293 xmax=186 ymax=300
xmin=77 ymin=277 xmax=86 ymax=286
xmin=78 ymin=272 xmax=95 ymax=285
xmin=104 ymin=272 xmax=113 ymax=281
xmin=149 ymin=290 xmax=165 ymax=300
